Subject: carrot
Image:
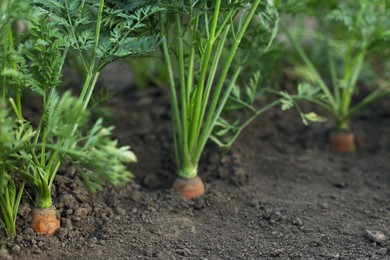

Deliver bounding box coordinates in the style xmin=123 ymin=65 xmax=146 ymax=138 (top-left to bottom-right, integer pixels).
xmin=31 ymin=205 xmax=60 ymax=236
xmin=173 ymin=176 xmax=205 ymax=200
xmin=329 ymin=130 xmax=356 ymax=153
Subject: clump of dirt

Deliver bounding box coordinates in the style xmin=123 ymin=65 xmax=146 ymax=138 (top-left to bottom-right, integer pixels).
xmin=2 ymin=86 xmax=390 ymax=259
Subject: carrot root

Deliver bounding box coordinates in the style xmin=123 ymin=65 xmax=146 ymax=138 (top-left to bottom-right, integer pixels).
xmin=329 ymin=131 xmax=356 ymax=153
xmin=31 ymin=205 xmax=60 ymax=236
xmin=173 ymin=176 xmax=205 ymax=200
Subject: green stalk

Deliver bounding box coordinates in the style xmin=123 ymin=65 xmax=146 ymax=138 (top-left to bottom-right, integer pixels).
xmin=326 ymin=42 xmax=339 ymax=104
xmin=188 ymin=0 xmax=221 ymax=148
xmin=195 ymin=0 xmax=261 ymax=162
xmin=40 ymin=91 xmax=48 ymax=166
xmin=186 ymin=17 xmax=198 ymax=107
xmin=175 ymin=14 xmax=190 ymax=168
xmin=1 ymin=27 xmax=7 ymax=101
xmin=191 ymin=25 xmax=230 ymax=151
xmin=339 ymin=1 xmax=368 ymax=117
xmin=160 ymin=13 xmax=183 ymax=166
xmin=33 ymin=180 xmax=52 ymax=208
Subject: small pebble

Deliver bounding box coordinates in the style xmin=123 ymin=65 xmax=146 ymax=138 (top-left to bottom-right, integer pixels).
xmin=333 ymin=182 xmax=348 ymax=189
xmin=271 ymin=248 xmax=284 ymax=257
xmin=292 ymin=217 xmax=303 ymax=226
xmin=320 ymin=203 xmax=329 ymax=209
xmin=377 ymin=247 xmax=387 ymax=256
xmin=365 ymin=230 xmax=387 ymax=243
xmin=12 ymin=245 xmax=21 ymax=254
xmin=25 ymin=228 xmax=34 ymax=235
xmin=249 ymin=199 xmax=260 ymax=207
xmin=130 ymin=191 xmax=142 ymax=202
xmin=115 ymin=207 xmax=126 ymax=215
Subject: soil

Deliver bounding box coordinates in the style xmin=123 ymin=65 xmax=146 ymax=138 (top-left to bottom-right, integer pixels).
xmin=2 ymin=65 xmax=390 ymax=259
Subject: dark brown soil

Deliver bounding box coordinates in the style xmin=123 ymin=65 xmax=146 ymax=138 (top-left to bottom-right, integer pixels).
xmin=2 ymin=74 xmax=390 ymax=259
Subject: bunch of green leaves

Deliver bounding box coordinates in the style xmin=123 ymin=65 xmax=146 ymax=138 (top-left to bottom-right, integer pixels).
xmin=282 ymin=0 xmax=390 ymax=131
xmin=30 ymin=92 xmax=136 ymax=194
xmin=159 ymin=0 xmax=280 ymax=179
xmin=0 ymin=0 xmax=161 ymax=216
xmin=67 ymin=118 xmax=136 ymax=193
xmin=0 ymin=102 xmax=33 ymax=237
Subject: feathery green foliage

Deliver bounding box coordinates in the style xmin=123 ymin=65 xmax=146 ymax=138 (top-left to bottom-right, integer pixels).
xmin=282 ymin=0 xmax=390 ymax=131
xmin=160 ymin=0 xmax=280 ymax=179
xmin=0 ymin=0 xmax=161 ymax=234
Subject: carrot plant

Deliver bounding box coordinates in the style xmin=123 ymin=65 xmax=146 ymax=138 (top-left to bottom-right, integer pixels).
xmin=159 ymin=1 xmax=279 ymax=199
xmin=282 ymin=0 xmax=390 ymax=152
xmin=0 ymin=0 xmax=35 ymax=237
xmin=1 ymin=0 xmax=162 ymax=236
xmin=0 ymin=103 xmax=31 ymax=237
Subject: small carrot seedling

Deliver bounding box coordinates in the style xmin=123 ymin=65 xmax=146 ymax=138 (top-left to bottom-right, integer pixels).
xmin=282 ymin=0 xmax=390 ymax=152
xmin=0 ymin=0 xmax=162 ymax=236
xmin=0 ymin=103 xmax=29 ymax=237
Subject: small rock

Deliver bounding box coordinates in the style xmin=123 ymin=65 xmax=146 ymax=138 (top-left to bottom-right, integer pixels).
xmin=176 ymin=248 xmax=191 ymax=256
xmin=12 ymin=245 xmax=21 ymax=254
xmin=115 ymin=207 xmax=126 ymax=215
xmin=56 ymin=228 xmax=69 ymax=241
xmin=271 ymin=248 xmax=284 ymax=257
xmin=249 ymin=199 xmax=260 ymax=208
xmin=193 ymin=199 xmax=205 ymax=210
xmin=320 ymin=203 xmax=329 ymax=209
xmin=30 ymin=238 xmax=37 ymax=246
xmin=90 ymin=237 xmax=98 ymax=244
xmin=292 ymin=217 xmax=303 ymax=226
xmin=377 ymin=247 xmax=387 ymax=256
xmin=365 ymin=230 xmax=387 ymax=243
xmin=33 ymin=249 xmax=42 ymax=255
xmin=25 ymin=228 xmax=35 ymax=235
xmin=333 ymin=182 xmax=348 ymax=189
xmin=270 ymin=211 xmax=283 ymax=222
xmin=15 ymin=235 xmax=23 ymax=243
xmin=329 ymin=253 xmax=340 ymax=258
